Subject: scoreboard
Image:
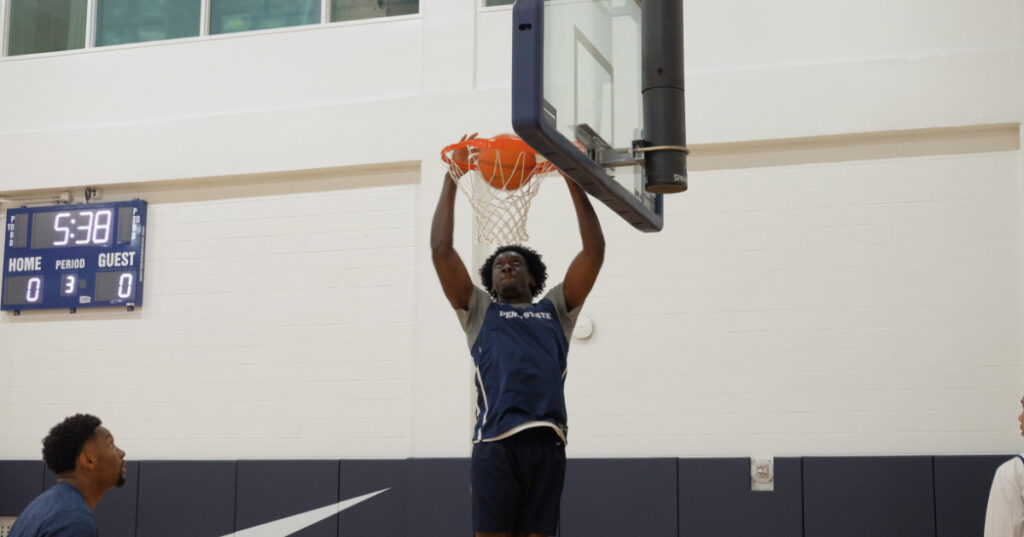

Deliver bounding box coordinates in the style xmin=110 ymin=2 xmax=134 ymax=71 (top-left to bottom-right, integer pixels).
xmin=2 ymin=200 xmax=147 ymax=312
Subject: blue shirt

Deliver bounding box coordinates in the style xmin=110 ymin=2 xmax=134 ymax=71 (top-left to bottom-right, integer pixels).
xmin=10 ymin=483 xmax=97 ymax=537
xmin=459 ymin=284 xmax=579 ymax=443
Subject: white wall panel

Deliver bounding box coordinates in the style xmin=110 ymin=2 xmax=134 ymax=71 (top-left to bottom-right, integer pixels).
xmin=1 ymin=168 xmax=419 ymax=459
xmin=527 ymin=149 xmax=1023 ymax=457
xmin=0 ymin=19 xmax=423 ymax=132
xmin=685 ymin=0 xmax=1020 ymax=72
xmin=1 ymin=0 xmax=1023 ymax=460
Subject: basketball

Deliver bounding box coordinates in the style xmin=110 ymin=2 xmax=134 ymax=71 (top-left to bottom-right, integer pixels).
xmin=476 ymin=134 xmax=537 ymax=190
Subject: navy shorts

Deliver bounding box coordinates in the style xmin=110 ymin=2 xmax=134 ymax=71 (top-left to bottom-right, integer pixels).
xmin=471 ymin=427 xmax=566 ymax=535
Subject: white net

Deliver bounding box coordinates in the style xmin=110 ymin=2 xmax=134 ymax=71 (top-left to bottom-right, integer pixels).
xmin=443 ymin=139 xmax=557 ymax=245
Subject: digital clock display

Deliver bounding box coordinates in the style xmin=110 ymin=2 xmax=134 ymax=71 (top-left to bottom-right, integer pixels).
xmin=2 ymin=200 xmax=147 ymax=311
xmin=30 ymin=209 xmax=116 ymax=249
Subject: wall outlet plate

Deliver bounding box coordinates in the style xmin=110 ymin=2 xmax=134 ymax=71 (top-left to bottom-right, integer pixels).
xmin=751 ymin=457 xmax=774 ymax=491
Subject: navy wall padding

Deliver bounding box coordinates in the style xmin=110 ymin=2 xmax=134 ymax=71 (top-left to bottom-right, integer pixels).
xmin=561 ymin=458 xmax=678 ymax=537
xmin=136 ymin=461 xmax=236 ymax=537
xmin=339 ymin=460 xmax=407 ymax=537
xmin=406 ymin=458 xmax=471 ymax=535
xmin=235 ymin=460 xmax=339 ymax=537
xmin=0 ymin=461 xmax=43 ymax=516
xmin=677 ymin=457 xmax=802 ymax=537
xmin=934 ymin=455 xmax=1013 ymax=537
xmin=5 ymin=454 xmax=1018 ymax=537
xmin=92 ymin=461 xmax=139 ymax=537
xmin=803 ymin=456 xmax=936 ymax=537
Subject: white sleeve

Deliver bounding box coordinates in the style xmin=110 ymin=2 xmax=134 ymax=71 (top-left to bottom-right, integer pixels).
xmin=456 ymin=287 xmax=491 ymax=350
xmin=543 ymin=283 xmax=581 ymax=344
xmin=984 ymin=456 xmax=1024 ymax=537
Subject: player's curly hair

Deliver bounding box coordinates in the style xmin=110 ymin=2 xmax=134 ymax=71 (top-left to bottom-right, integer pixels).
xmin=42 ymin=414 xmax=101 ymax=475
xmin=480 ymin=245 xmax=548 ymax=300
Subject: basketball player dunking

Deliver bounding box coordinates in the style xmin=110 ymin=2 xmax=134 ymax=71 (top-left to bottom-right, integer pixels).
xmin=431 ymin=135 xmax=605 ymax=537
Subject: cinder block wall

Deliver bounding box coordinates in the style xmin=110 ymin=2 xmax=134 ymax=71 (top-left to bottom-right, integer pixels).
xmin=1 ymin=0 xmax=1023 ymax=463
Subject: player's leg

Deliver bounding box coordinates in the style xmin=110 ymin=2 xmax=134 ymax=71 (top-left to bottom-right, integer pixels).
xmin=512 ymin=428 xmax=566 ymax=537
xmin=472 ymin=440 xmax=522 ymax=536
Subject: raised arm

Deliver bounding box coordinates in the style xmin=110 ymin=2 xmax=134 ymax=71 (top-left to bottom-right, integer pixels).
xmin=431 ymin=148 xmax=475 ymax=310
xmin=562 ymin=176 xmax=605 ymax=311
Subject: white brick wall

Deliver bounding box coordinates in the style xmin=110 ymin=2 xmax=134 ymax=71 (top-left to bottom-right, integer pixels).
xmin=1 ymin=172 xmax=419 ymax=459
xmin=1 ymin=0 xmax=1023 ymax=460
xmin=526 ymin=150 xmax=1024 ymax=457
xmin=2 ymin=149 xmax=1022 ymax=460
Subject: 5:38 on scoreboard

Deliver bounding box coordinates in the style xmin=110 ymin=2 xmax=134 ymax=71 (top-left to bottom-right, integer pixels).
xmin=2 ymin=199 xmax=147 ymax=312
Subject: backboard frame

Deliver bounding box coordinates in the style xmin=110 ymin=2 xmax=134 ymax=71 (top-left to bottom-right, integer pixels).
xmin=511 ymin=0 xmax=665 ymax=232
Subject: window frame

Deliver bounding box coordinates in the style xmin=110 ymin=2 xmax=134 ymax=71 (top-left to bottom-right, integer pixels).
xmin=1 ymin=0 xmax=9 ymax=57
xmin=3 ymin=0 xmax=94 ymax=57
xmin=479 ymin=0 xmax=515 ymax=10
xmin=86 ymin=0 xmax=97 ymax=47
xmin=200 ymin=0 xmax=210 ymax=36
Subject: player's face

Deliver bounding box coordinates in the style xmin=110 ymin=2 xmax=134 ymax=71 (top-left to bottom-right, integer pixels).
xmin=1018 ymin=397 xmax=1024 ymax=437
xmin=84 ymin=426 xmax=127 ymax=488
xmin=492 ymin=251 xmax=533 ymax=301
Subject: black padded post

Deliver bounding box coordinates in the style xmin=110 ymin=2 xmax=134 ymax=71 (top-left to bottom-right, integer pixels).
xmin=641 ymin=0 xmax=688 ymax=194
xmin=804 ymin=456 xmax=936 ymax=537
xmin=678 ymin=458 xmax=803 ymax=537
xmin=935 ymin=455 xmax=1013 ymax=537
xmin=561 ymin=458 xmax=678 ymax=537
xmin=406 ymin=458 xmax=471 ymax=535
xmin=235 ymin=460 xmax=339 ymax=537
xmin=136 ymin=461 xmax=237 ymax=537
xmin=0 ymin=461 xmax=44 ymax=516
xmin=339 ymin=460 xmax=408 ymax=537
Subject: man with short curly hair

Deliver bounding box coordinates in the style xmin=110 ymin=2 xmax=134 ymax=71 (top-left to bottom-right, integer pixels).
xmin=431 ymin=136 xmax=605 ymax=537
xmin=10 ymin=414 xmax=126 ymax=537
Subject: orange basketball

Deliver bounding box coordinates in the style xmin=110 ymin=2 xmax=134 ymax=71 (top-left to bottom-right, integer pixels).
xmin=476 ymin=134 xmax=537 ymax=190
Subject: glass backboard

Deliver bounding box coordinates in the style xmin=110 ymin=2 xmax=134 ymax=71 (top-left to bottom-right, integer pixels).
xmin=512 ymin=0 xmax=663 ymax=232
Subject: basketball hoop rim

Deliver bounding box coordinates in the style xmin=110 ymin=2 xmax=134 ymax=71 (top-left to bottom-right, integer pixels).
xmin=439 ymin=133 xmax=556 ymax=245
xmin=441 ymin=135 xmax=550 ymax=171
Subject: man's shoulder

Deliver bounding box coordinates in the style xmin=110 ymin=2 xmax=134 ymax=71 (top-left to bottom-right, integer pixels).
xmin=19 ymin=485 xmax=73 ymax=515
xmin=540 ymin=283 xmax=565 ymax=304
xmin=462 ymin=286 xmax=491 ymax=309
xmin=992 ymin=454 xmax=1024 ymax=484
xmin=999 ymin=454 xmax=1024 ymax=471
xmin=13 ymin=485 xmax=96 ymax=537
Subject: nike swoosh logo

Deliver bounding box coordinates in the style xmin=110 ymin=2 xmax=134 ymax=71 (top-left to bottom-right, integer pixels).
xmin=223 ymin=488 xmax=389 ymax=537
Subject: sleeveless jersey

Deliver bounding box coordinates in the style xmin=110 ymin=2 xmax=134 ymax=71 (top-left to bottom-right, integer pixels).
xmin=459 ymin=284 xmax=578 ymax=444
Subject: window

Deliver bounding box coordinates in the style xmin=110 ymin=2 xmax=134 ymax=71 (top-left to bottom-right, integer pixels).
xmin=3 ymin=0 xmax=421 ymax=57
xmin=210 ymin=0 xmax=321 ymax=35
xmin=8 ymin=0 xmax=88 ymax=56
xmin=97 ymin=0 xmax=201 ymax=46
xmin=331 ymin=0 xmax=418 ymax=22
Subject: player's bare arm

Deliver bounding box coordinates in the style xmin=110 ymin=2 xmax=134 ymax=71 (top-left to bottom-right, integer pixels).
xmin=431 ymin=134 xmax=477 ymax=310
xmin=561 ymin=176 xmax=605 ymax=311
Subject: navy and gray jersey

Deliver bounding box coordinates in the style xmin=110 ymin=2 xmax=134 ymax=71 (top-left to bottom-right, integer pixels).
xmin=458 ymin=283 xmax=580 ymax=444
